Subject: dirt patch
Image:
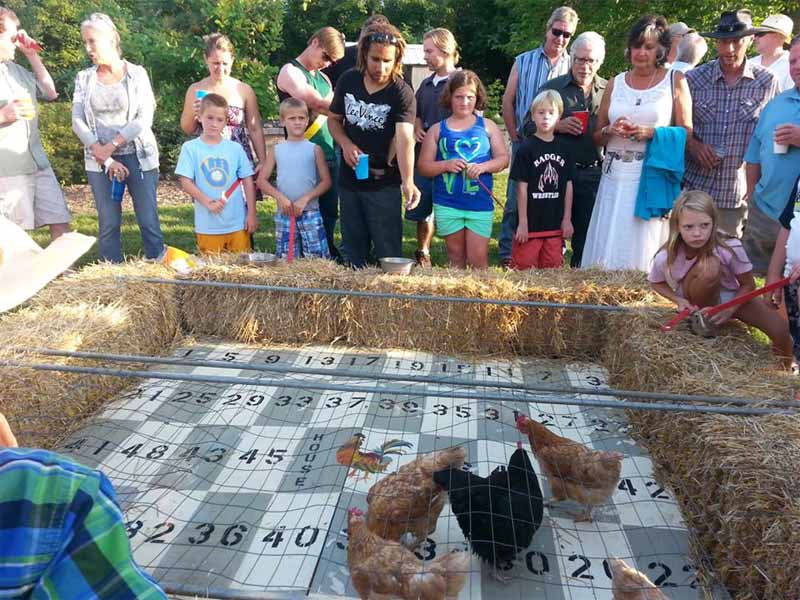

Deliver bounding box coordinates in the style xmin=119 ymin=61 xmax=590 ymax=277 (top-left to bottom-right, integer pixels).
xmin=65 ymin=180 xmax=189 ymax=215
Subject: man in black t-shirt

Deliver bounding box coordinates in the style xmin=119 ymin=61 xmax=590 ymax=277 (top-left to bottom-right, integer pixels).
xmin=328 ymin=23 xmax=419 ymax=268
xmin=510 ymin=90 xmax=574 ymax=269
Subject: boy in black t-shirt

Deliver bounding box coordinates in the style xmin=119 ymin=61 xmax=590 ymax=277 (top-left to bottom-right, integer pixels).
xmin=510 ymin=89 xmax=574 ymax=269
xmin=328 ymin=23 xmax=419 ymax=269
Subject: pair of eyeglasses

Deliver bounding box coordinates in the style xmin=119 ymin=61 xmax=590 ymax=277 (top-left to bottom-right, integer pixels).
xmin=551 ymin=28 xmax=572 ymax=39
xmin=368 ymin=32 xmax=399 ymax=45
xmin=753 ymin=32 xmax=769 ymax=38
xmin=573 ymin=57 xmax=596 ymax=65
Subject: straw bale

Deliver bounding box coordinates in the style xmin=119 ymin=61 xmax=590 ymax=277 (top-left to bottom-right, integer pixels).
xmin=627 ymin=411 xmax=800 ymax=599
xmin=603 ymin=311 xmax=793 ymax=401
xmin=179 ymin=262 xmax=660 ymax=356
xmin=0 ymin=261 xmax=181 ymax=448
xmin=602 ymin=309 xmax=798 ymax=599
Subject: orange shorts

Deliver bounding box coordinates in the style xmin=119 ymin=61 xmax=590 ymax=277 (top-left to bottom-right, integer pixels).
xmin=196 ymin=230 xmax=251 ymax=254
xmin=511 ymin=229 xmax=563 ymax=270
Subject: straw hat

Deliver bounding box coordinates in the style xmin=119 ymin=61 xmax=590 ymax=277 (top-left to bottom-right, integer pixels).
xmin=753 ymin=14 xmax=794 ymax=44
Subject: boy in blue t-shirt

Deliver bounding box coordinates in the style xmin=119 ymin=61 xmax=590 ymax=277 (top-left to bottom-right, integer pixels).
xmin=175 ymin=93 xmax=257 ymax=253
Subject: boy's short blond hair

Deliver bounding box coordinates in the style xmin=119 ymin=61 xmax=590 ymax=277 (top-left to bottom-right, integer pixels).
xmin=200 ymin=92 xmax=228 ymax=114
xmin=530 ymin=89 xmax=564 ymax=116
xmin=279 ymin=97 xmax=309 ymax=119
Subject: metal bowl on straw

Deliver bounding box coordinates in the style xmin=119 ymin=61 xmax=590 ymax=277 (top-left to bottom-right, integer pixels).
xmin=245 ymin=252 xmax=277 ymax=266
xmin=379 ymin=257 xmax=414 ymax=275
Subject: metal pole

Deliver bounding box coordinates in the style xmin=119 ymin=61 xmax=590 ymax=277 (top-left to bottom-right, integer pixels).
xmin=2 ymin=359 xmax=792 ymax=416
xmin=18 ymin=347 xmax=797 ymax=409
xmin=130 ymin=276 xmax=633 ymax=313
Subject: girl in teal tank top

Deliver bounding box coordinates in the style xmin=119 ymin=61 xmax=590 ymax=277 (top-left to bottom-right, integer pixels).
xmin=417 ymin=71 xmax=509 ymax=269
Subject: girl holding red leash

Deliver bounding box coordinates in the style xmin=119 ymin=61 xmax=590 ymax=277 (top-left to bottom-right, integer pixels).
xmin=417 ymin=70 xmax=508 ymax=269
xmin=649 ymin=190 xmax=792 ymax=364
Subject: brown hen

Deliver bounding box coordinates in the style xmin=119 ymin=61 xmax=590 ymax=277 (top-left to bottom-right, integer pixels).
xmin=348 ymin=507 xmax=470 ymax=600
xmin=516 ymin=414 xmax=623 ymax=522
xmin=366 ymin=446 xmax=466 ymax=548
xmin=608 ymin=558 xmax=669 ymax=600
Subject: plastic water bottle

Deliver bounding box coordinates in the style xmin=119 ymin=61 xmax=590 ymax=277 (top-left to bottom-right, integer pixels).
xmin=110 ymin=177 xmax=126 ymax=203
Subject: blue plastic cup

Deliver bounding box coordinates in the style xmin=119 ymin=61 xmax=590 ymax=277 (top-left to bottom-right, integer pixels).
xmin=355 ymin=153 xmax=369 ymax=180
xmin=195 ymin=90 xmax=209 ymax=100
xmin=110 ymin=177 xmax=126 ymax=203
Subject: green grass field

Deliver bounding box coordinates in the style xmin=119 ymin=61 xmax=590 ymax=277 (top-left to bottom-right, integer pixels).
xmin=29 ymin=173 xmax=539 ymax=268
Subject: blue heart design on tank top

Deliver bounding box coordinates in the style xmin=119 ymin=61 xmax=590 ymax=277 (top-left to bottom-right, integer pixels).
xmin=454 ymin=137 xmax=484 ymax=162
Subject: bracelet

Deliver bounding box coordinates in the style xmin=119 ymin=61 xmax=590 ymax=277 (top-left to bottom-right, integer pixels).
xmin=104 ymin=157 xmax=115 ymax=169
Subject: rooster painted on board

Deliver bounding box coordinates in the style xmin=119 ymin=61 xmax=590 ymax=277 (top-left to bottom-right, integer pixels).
xmin=337 ymin=433 xmax=413 ymax=480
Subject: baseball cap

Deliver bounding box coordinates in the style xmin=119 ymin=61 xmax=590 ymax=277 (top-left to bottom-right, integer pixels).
xmin=668 ymin=22 xmax=694 ymax=37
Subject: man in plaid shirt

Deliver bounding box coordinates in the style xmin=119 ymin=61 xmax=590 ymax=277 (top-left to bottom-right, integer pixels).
xmin=0 ymin=414 xmax=165 ymax=599
xmin=684 ymin=10 xmax=779 ymax=237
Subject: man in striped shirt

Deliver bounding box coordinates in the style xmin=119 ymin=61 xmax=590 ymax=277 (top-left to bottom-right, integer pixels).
xmin=498 ymin=6 xmax=576 ymax=267
xmin=0 ymin=414 xmax=165 ymax=599
xmin=684 ymin=10 xmax=778 ymax=238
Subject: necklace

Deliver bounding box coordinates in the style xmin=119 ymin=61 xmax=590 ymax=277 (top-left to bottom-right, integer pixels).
xmin=628 ymin=69 xmax=658 ymax=106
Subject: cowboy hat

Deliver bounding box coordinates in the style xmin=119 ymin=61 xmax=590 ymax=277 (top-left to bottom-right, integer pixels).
xmin=701 ymin=10 xmax=757 ymax=39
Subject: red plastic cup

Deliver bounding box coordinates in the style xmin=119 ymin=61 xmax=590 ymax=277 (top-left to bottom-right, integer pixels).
xmin=573 ymin=110 xmax=590 ymax=133
xmin=14 ymin=32 xmax=42 ymax=52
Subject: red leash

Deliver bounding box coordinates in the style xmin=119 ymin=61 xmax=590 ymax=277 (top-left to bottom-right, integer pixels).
xmin=660 ymin=277 xmax=791 ymax=332
xmin=287 ymin=215 xmax=296 ymax=264
xmin=474 ymin=176 xmax=505 ymax=210
xmin=223 ymin=179 xmax=241 ymax=200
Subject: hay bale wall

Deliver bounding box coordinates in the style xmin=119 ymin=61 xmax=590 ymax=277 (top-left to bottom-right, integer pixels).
xmin=603 ymin=312 xmax=798 ymax=599
xmin=2 ymin=259 xmax=798 ymax=598
xmin=181 ymin=262 xmax=656 ymax=358
xmin=0 ymin=263 xmax=181 ymax=447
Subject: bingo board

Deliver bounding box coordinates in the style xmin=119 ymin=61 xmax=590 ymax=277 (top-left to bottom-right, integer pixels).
xmin=56 ymin=342 xmax=725 ymax=600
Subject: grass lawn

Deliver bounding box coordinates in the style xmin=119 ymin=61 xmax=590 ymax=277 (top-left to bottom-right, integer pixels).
xmin=29 ymin=173 xmax=574 ymax=268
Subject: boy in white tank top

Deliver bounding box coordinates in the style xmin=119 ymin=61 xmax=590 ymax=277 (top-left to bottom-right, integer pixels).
xmin=257 ymin=98 xmax=332 ymax=258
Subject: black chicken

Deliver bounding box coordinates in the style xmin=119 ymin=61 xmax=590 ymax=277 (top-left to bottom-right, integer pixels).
xmin=432 ymin=442 xmax=544 ymax=583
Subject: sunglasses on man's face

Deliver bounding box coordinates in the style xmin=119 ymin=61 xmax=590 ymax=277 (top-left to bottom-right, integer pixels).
xmin=550 ymin=28 xmax=572 ymax=39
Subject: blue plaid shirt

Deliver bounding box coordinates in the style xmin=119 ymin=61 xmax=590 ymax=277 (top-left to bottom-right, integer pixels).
xmin=0 ymin=449 xmax=165 ymax=599
xmin=513 ymin=47 xmax=571 ymax=137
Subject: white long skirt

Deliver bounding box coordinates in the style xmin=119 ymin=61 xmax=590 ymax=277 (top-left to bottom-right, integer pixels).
xmin=581 ymin=157 xmax=668 ymax=272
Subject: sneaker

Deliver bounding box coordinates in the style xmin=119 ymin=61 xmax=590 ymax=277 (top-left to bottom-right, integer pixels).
xmin=415 ymin=250 xmax=432 ymax=268
xmin=500 ymin=257 xmax=512 ymax=270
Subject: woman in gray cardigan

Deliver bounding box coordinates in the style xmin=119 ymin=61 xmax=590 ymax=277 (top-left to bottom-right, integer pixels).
xmin=72 ymin=12 xmax=164 ymax=262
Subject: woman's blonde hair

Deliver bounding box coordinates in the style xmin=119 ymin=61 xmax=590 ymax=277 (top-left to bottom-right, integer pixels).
xmin=203 ymin=33 xmax=234 ymax=57
xmin=357 ymin=23 xmax=406 ymax=80
xmin=660 ymin=190 xmax=736 ymax=272
xmin=80 ymin=12 xmax=121 ymax=55
xmin=423 ymin=28 xmax=460 ymax=65
xmin=309 ymin=26 xmax=345 ymax=62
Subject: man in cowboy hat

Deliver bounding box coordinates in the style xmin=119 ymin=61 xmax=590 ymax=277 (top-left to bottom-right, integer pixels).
xmin=684 ymin=9 xmax=779 ymax=239
xmin=751 ymin=14 xmax=795 ymax=92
